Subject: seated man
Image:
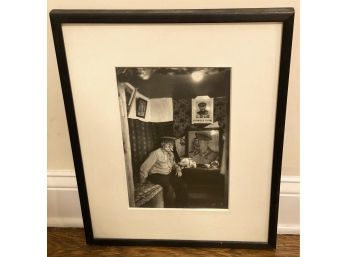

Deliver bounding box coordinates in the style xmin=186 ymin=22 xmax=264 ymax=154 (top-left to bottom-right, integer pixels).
xmin=139 ymin=136 xmax=188 ymax=208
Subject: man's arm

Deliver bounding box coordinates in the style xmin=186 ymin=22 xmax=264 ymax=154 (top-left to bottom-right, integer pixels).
xmin=170 ymin=152 xmax=182 ymax=177
xmin=139 ymin=150 xmax=158 ymax=183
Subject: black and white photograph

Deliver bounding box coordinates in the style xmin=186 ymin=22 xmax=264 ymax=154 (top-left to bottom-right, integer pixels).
xmin=116 ymin=67 xmax=231 ymax=209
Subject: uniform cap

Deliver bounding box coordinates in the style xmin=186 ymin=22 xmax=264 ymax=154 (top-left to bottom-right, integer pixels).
xmin=195 ymin=131 xmax=212 ymax=141
xmin=160 ymin=136 xmax=177 ymax=142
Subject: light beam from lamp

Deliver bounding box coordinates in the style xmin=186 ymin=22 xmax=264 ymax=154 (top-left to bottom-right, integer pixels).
xmin=191 ymin=70 xmax=204 ymax=82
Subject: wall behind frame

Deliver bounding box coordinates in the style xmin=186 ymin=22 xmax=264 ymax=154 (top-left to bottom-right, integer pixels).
xmin=48 ymin=2 xmax=299 ymax=175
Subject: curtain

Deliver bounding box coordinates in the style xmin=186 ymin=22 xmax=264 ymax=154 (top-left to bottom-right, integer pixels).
xmin=118 ymin=83 xmax=135 ymax=207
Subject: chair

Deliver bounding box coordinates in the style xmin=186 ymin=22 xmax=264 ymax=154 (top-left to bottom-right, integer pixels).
xmin=134 ymin=181 xmax=164 ymax=207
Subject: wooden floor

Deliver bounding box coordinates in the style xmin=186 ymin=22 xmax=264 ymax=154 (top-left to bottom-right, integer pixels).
xmin=48 ymin=228 xmax=299 ymax=257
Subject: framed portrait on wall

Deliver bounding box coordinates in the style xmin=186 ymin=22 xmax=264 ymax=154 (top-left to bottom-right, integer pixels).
xmin=50 ymin=8 xmax=294 ymax=248
xmin=186 ymin=128 xmax=222 ymax=167
xmin=192 ymin=96 xmax=214 ymax=124
xmin=135 ymin=97 xmax=147 ymax=118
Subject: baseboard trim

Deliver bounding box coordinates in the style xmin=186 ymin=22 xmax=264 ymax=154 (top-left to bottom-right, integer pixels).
xmin=277 ymin=225 xmax=300 ymax=234
xmin=47 ymin=170 xmax=300 ymax=234
xmin=47 ymin=217 xmax=84 ymax=228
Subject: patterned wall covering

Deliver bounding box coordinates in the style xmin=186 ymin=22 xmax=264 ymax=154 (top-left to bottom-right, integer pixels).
xmin=214 ymin=97 xmax=230 ymax=131
xmin=128 ymin=119 xmax=173 ymax=182
xmin=172 ymin=99 xmax=191 ymax=138
xmin=173 ymin=96 xmax=229 ymax=138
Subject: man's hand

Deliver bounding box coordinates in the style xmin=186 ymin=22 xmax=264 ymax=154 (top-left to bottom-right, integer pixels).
xmin=175 ymin=167 xmax=183 ymax=178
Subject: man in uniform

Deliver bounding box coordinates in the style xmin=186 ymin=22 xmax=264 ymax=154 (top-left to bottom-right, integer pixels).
xmin=139 ymin=136 xmax=188 ymax=208
xmin=196 ymin=102 xmax=210 ymax=118
xmin=190 ymin=132 xmax=219 ymax=165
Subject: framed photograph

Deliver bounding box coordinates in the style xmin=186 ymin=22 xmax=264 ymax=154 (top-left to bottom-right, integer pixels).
xmin=192 ymin=96 xmax=214 ymax=124
xmin=187 ymin=128 xmax=223 ymax=165
xmin=50 ymin=8 xmax=294 ymax=248
xmin=135 ymin=97 xmax=147 ymax=118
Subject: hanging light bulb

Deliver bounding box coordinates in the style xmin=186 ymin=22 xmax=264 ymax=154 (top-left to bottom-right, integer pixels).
xmin=191 ymin=70 xmax=204 ymax=82
xmin=138 ymin=68 xmax=152 ymax=80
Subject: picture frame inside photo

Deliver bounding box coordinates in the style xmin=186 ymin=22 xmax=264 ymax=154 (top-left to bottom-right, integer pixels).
xmin=50 ymin=8 xmax=294 ymax=249
xmin=135 ymin=97 xmax=147 ymax=118
xmin=186 ymin=128 xmax=223 ymax=167
xmin=192 ymin=96 xmax=214 ymax=124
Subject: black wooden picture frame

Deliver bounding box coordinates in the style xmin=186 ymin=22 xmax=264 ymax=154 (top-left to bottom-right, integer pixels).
xmin=50 ymin=8 xmax=294 ymax=249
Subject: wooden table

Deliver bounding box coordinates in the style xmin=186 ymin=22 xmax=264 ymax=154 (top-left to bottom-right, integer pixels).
xmin=182 ymin=167 xmax=227 ymax=208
